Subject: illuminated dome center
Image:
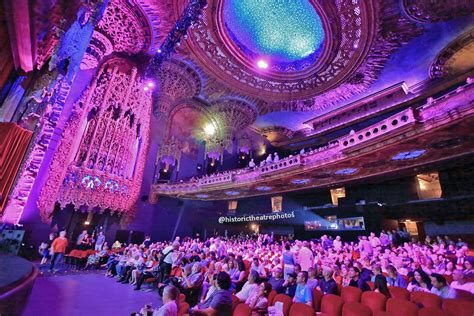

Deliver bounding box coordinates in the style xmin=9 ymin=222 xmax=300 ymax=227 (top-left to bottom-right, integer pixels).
xmin=223 ymin=0 xmax=325 ymax=64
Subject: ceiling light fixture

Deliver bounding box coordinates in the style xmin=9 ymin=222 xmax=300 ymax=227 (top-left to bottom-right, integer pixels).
xmin=257 ymin=59 xmax=269 ymax=69
xmin=204 ymin=123 xmax=216 ymax=136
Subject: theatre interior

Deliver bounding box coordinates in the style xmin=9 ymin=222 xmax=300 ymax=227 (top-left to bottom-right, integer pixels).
xmin=0 ymin=0 xmax=474 ymax=315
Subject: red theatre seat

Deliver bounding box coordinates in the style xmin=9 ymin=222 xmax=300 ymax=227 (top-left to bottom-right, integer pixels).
xmin=361 ymin=291 xmax=387 ymax=313
xmin=273 ymin=294 xmax=293 ymax=316
xmin=418 ymin=307 xmax=452 ymax=316
xmin=289 ymin=302 xmax=315 ymax=316
xmin=177 ymin=302 xmax=189 ymax=316
xmin=320 ymin=294 xmax=344 ymax=316
xmin=312 ymin=288 xmax=324 ymax=311
xmin=455 ymin=289 xmax=474 ymax=301
xmin=233 ymin=303 xmax=252 ymax=316
xmin=386 ymin=298 xmax=418 ymax=316
xmin=341 ymin=286 xmax=363 ymax=303
xmin=268 ymin=290 xmax=277 ymax=306
xmin=410 ymin=291 xmax=442 ymax=308
xmin=232 ymin=294 xmax=241 ymax=311
xmin=342 ymin=302 xmax=372 ymax=316
xmin=442 ymin=299 xmax=474 ymax=316
xmin=373 ymin=312 xmax=393 ymax=316
xmin=388 ymin=287 xmax=410 ymax=300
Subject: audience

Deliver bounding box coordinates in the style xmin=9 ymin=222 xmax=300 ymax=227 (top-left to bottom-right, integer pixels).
xmin=50 ymin=229 xmax=473 ymax=314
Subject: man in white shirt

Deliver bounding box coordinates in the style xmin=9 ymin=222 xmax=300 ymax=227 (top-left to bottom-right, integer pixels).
xmin=153 ymin=285 xmax=178 ymax=316
xmin=450 ymin=269 xmax=474 ymax=294
xmin=235 ymin=270 xmax=259 ymax=302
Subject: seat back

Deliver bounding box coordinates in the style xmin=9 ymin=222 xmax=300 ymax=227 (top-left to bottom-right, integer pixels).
xmin=312 ymin=288 xmax=324 ymax=311
xmin=361 ymin=291 xmax=387 ymax=313
xmin=388 ymin=287 xmax=410 ymax=300
xmin=418 ymin=307 xmax=452 ymax=316
xmin=373 ymin=312 xmax=393 ymax=316
xmin=232 ymin=294 xmax=241 ymax=311
xmin=273 ymin=294 xmax=293 ymax=316
xmin=367 ymin=281 xmax=375 ymax=291
xmin=386 ymin=298 xmax=418 ymax=316
xmin=342 ymin=302 xmax=372 ymax=316
xmin=442 ymin=299 xmax=474 ymax=316
xmin=289 ymin=302 xmax=315 ymax=316
xmin=341 ymin=286 xmax=363 ymax=303
xmin=177 ymin=302 xmax=190 ymax=316
xmin=233 ymin=303 xmax=252 ymax=316
xmin=455 ymin=289 xmax=474 ymax=301
xmin=268 ymin=290 xmax=277 ymax=306
xmin=321 ymin=294 xmax=344 ymax=316
xmin=410 ymin=291 xmax=442 ymax=308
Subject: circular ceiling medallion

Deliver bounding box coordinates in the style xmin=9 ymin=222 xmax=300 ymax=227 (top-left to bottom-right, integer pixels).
xmin=222 ymin=0 xmax=325 ymax=69
xmin=182 ymin=0 xmax=375 ymax=101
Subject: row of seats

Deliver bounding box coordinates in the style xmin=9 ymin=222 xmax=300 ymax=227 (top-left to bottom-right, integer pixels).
xmin=232 ymin=286 xmax=474 ymax=316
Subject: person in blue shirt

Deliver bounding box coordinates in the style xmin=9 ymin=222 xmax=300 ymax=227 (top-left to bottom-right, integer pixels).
xmin=386 ymin=265 xmax=408 ymax=288
xmin=293 ymin=271 xmax=313 ymax=306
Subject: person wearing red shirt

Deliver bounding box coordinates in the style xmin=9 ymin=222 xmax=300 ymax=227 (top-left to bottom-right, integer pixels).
xmin=49 ymin=230 xmax=69 ymax=272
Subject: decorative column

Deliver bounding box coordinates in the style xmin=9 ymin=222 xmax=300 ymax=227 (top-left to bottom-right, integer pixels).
xmin=2 ymin=1 xmax=109 ymax=225
xmin=37 ymin=57 xmax=152 ymax=222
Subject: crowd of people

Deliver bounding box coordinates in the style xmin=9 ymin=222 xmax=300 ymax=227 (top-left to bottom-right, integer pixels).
xmin=40 ymin=230 xmax=473 ymax=315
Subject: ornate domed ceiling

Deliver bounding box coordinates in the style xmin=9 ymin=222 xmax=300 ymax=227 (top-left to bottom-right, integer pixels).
xmin=222 ymin=0 xmax=325 ymax=67
xmin=142 ymin=0 xmax=474 ymax=133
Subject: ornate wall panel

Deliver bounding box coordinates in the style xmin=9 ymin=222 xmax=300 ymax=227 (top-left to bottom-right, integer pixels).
xmin=430 ymin=29 xmax=474 ymax=79
xmin=402 ymin=0 xmax=474 ymax=23
xmin=37 ymin=58 xmax=151 ymax=221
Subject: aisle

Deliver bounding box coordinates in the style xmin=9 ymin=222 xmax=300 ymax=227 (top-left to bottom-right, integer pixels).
xmin=23 ymin=273 xmax=162 ymax=316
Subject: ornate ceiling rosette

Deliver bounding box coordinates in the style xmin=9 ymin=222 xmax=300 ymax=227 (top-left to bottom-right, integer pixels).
xmin=171 ymin=0 xmax=421 ymax=113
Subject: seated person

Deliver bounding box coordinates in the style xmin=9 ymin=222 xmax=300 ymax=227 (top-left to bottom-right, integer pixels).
xmin=430 ymin=273 xmax=456 ymax=299
xmin=307 ymin=267 xmax=319 ymax=290
xmin=268 ymin=267 xmax=285 ymax=294
xmin=152 ymin=285 xmax=179 ymax=316
xmin=281 ymin=272 xmax=297 ymax=298
xmin=318 ymin=267 xmax=338 ymax=295
xmin=348 ymin=267 xmax=371 ymax=292
xmin=177 ymin=262 xmax=204 ymax=306
xmin=192 ymin=272 xmax=232 ymax=315
xmin=450 ymin=269 xmax=474 ymax=294
xmin=250 ymin=257 xmax=267 ymax=279
xmin=407 ymin=269 xmax=432 ymax=293
xmin=235 ymin=270 xmax=259 ymax=302
xmin=293 ymin=271 xmax=312 ymax=306
xmin=386 ymin=265 xmax=407 ymax=288
xmin=245 ymin=282 xmax=272 ymax=315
